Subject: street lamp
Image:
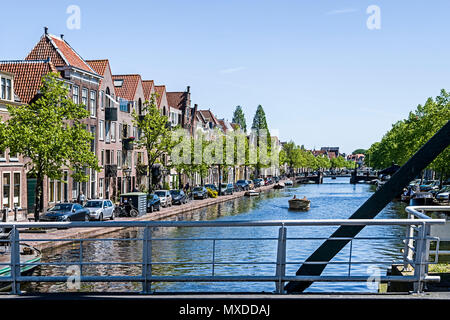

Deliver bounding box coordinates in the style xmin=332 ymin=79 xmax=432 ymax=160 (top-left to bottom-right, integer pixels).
xmin=123 ymin=167 xmax=132 ymax=192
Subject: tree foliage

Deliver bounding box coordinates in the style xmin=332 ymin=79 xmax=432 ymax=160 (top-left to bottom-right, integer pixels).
xmin=232 ymin=105 xmax=247 ymax=133
xmin=367 ymin=89 xmax=450 ymax=179
xmin=132 ymin=93 xmax=179 ymax=191
xmin=4 ymin=73 xmax=99 ymax=220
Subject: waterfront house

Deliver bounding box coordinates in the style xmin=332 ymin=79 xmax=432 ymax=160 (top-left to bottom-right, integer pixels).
xmin=86 ymin=59 xmax=121 ymax=201
xmin=25 ymin=28 xmax=102 ymax=205
xmin=112 ymin=74 xmax=147 ymax=193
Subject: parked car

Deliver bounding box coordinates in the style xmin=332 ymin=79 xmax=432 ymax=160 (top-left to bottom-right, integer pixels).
xmin=420 ymin=180 xmax=440 ymax=192
xmin=246 ymin=180 xmax=255 ymax=189
xmin=147 ymin=194 xmax=161 ymax=212
xmin=192 ymin=186 xmax=208 ymax=199
xmin=170 ymin=189 xmax=187 ymax=205
xmin=236 ymin=180 xmax=249 ymax=191
xmin=84 ymin=199 xmax=115 ymax=221
xmin=220 ymin=183 xmax=234 ymax=195
xmin=155 ymin=190 xmax=172 ymax=207
xmin=265 ymin=177 xmax=273 ymax=185
xmin=436 ymin=186 xmax=450 ymax=202
xmin=273 ymin=176 xmax=280 ymax=183
xmin=204 ymin=184 xmax=218 ymax=192
xmin=40 ymin=203 xmax=89 ymax=222
xmin=253 ymin=178 xmax=264 ymax=187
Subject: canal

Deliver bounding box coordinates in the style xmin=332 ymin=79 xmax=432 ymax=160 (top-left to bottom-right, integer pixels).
xmin=26 ymin=177 xmax=409 ymax=293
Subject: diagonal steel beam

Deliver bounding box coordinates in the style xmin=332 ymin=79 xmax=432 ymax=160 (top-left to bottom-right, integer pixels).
xmin=285 ymin=120 xmax=450 ymax=293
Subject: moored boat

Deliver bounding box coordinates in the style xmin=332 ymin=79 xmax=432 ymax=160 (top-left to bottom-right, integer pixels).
xmin=0 ymin=241 xmax=41 ymax=292
xmin=244 ymin=190 xmax=260 ymax=196
xmin=288 ymin=196 xmax=310 ymax=211
xmin=273 ymin=183 xmax=285 ymax=189
xmin=284 ymin=180 xmax=293 ymax=186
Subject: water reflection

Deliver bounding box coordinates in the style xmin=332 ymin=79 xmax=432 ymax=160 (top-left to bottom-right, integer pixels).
xmin=25 ymin=177 xmax=408 ymax=293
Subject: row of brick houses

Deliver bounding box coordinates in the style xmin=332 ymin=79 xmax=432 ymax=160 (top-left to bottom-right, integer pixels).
xmin=0 ymin=28 xmax=281 ymax=218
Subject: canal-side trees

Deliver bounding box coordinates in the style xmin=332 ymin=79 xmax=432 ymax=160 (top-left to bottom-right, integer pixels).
xmin=367 ymin=89 xmax=450 ymax=181
xmin=251 ymin=105 xmax=272 ymax=177
xmin=4 ymin=73 xmax=100 ymax=221
xmin=132 ymin=93 xmax=180 ymax=192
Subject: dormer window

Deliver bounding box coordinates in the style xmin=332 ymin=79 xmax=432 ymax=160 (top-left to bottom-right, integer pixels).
xmin=1 ymin=76 xmax=12 ymax=101
xmin=114 ymin=79 xmax=123 ymax=87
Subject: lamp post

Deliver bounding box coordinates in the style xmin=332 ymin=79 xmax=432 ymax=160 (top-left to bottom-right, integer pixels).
xmin=123 ymin=167 xmax=131 ymax=193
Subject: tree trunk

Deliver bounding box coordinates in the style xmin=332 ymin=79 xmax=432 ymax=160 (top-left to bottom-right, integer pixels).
xmin=34 ymin=173 xmax=43 ymax=222
xmin=218 ymin=164 xmax=222 ymax=196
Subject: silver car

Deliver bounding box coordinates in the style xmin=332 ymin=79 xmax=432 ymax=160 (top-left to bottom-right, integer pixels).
xmin=155 ymin=190 xmax=172 ymax=207
xmin=84 ymin=199 xmax=115 ymax=221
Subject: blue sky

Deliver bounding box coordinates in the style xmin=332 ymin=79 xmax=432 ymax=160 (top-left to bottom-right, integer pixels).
xmin=2 ymin=0 xmax=450 ymax=154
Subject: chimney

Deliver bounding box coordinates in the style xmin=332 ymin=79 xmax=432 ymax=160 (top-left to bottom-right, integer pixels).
xmin=60 ymin=34 xmax=64 ymax=40
xmin=187 ymin=86 xmax=190 ymax=93
xmin=44 ymin=26 xmax=48 ymax=35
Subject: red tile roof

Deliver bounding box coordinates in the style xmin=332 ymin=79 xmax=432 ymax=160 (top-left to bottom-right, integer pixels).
xmin=86 ymin=59 xmax=113 ymax=90
xmin=112 ymin=74 xmax=142 ymax=101
xmin=142 ymin=80 xmax=155 ymax=101
xmin=154 ymin=85 xmax=166 ymax=107
xmin=26 ymin=34 xmax=97 ymax=75
xmin=199 ymin=109 xmax=219 ymax=125
xmin=0 ymin=60 xmax=59 ymax=104
xmin=166 ymin=92 xmax=185 ymax=110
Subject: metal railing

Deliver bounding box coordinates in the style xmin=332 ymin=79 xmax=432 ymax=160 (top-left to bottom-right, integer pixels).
xmin=0 ymin=206 xmax=448 ymax=295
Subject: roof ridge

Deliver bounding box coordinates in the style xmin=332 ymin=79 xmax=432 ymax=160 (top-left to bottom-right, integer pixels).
xmin=0 ymin=59 xmax=51 ymax=64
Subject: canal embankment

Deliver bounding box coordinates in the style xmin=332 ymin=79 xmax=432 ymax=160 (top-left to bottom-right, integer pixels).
xmin=21 ymin=183 xmax=278 ymax=252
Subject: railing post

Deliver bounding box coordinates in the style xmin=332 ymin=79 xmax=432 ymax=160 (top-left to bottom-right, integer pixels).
xmin=79 ymin=240 xmax=83 ymax=277
xmin=403 ymin=212 xmax=415 ymax=271
xmin=142 ymin=226 xmax=152 ymax=294
xmin=275 ymin=225 xmax=287 ymax=294
xmin=413 ymin=222 xmax=428 ymax=293
xmin=10 ymin=226 xmax=21 ymax=295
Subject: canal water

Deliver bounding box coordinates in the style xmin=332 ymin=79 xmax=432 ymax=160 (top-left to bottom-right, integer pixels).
xmin=26 ymin=177 xmax=408 ymax=293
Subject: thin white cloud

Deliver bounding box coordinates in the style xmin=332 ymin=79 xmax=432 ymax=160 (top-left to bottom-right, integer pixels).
xmin=219 ymin=66 xmax=246 ymax=74
xmin=325 ymin=8 xmax=358 ymax=15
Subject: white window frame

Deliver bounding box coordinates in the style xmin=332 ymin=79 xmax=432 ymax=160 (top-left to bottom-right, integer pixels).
xmin=111 ymin=122 xmax=116 ymax=142
xmin=73 ymin=85 xmax=79 ymax=104
xmin=90 ymin=90 xmax=97 ymax=118
xmin=99 ymin=120 xmax=104 ymax=141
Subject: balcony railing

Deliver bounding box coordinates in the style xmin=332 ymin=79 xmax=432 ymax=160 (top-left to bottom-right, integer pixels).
xmin=104 ymin=164 xmax=118 ymax=178
xmin=105 ymin=107 xmax=118 ymax=121
xmin=122 ymin=137 xmax=134 ymax=151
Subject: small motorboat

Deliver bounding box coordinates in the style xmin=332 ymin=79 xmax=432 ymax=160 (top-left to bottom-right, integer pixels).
xmin=288 ymin=196 xmax=310 ymax=211
xmin=284 ymin=180 xmax=293 ymax=186
xmin=273 ymin=183 xmax=285 ymax=189
xmin=0 ymin=237 xmax=41 ymax=292
xmin=245 ymin=190 xmax=260 ymax=196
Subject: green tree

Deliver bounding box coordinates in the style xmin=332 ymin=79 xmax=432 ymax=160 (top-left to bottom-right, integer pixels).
xmin=232 ymin=105 xmax=247 ymax=133
xmin=352 ymin=149 xmax=367 ymax=155
xmin=367 ymin=89 xmax=450 ymax=181
xmin=5 ymin=73 xmax=99 ymax=221
xmin=251 ymin=105 xmax=271 ymax=177
xmin=132 ymin=93 xmax=179 ymax=192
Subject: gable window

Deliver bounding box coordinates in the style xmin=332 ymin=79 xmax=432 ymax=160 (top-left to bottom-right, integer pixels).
xmin=82 ymin=88 xmax=88 ymax=107
xmin=1 ymin=78 xmax=5 ymax=100
xmin=90 ymin=90 xmax=96 ymax=117
xmin=6 ymin=79 xmax=11 ymax=101
xmin=73 ymin=86 xmax=79 ymax=104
